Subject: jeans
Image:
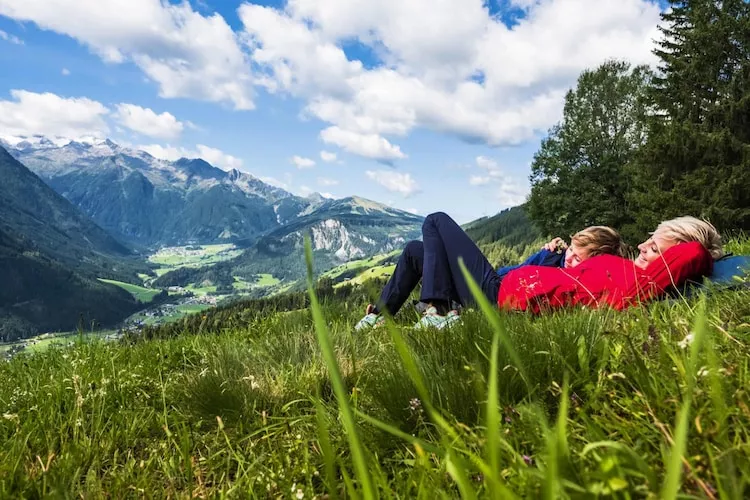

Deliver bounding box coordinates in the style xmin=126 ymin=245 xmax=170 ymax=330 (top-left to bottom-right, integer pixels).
xmin=375 ymin=212 xmax=501 ymax=315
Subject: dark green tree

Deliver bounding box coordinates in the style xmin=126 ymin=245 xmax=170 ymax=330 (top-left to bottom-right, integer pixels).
xmin=628 ymin=0 xmax=750 ymax=237
xmin=527 ymin=60 xmax=652 ymax=238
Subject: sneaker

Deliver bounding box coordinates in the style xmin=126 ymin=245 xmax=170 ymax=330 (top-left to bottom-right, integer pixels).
xmin=413 ymin=306 xmax=461 ymax=330
xmin=355 ymin=313 xmax=385 ymax=331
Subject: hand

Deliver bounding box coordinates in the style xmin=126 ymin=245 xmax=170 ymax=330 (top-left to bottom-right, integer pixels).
xmin=366 ymin=303 xmax=377 ymax=315
xmin=543 ymin=237 xmax=567 ymax=253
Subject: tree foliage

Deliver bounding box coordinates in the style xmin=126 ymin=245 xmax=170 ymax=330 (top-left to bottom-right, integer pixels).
xmin=628 ymin=0 xmax=750 ymax=236
xmin=527 ymin=61 xmax=652 ymax=238
xmin=528 ymin=0 xmax=749 ymax=241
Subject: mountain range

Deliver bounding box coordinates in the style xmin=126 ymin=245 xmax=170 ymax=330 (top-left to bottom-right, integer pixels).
xmin=0 ymin=137 xmax=425 ymax=337
xmin=6 ymin=137 xmax=331 ymax=248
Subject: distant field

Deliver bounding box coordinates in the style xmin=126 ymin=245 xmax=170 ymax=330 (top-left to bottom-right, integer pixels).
xmin=98 ymin=278 xmax=160 ymax=303
xmin=334 ymin=264 xmax=396 ymax=287
xmin=126 ymin=303 xmax=211 ymax=326
xmin=176 ymin=304 xmax=211 ymax=315
xmin=148 ymin=244 xmax=242 ymax=266
xmin=322 ymin=250 xmax=399 ymax=281
xmin=185 ymin=283 xmax=217 ymax=296
xmin=1 ymin=329 xmax=118 ymax=355
xmin=148 ymin=244 xmax=244 ymax=284
xmin=232 ymin=274 xmax=281 ymax=291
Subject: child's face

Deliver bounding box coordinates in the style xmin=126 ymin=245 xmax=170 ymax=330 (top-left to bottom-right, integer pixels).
xmin=564 ymin=241 xmax=590 ymax=268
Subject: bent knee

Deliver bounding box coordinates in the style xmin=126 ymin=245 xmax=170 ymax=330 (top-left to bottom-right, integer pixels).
xmin=423 ymin=211 xmax=451 ymax=228
xmin=404 ymin=240 xmax=424 ymax=255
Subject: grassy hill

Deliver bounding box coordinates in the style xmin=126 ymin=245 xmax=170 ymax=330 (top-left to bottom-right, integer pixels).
xmin=463 ymin=204 xmax=547 ymax=267
xmin=1 ymin=237 xmax=748 ymax=497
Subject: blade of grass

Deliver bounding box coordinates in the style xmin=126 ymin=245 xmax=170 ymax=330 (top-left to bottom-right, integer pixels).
xmin=660 ymin=298 xmax=708 ymax=500
xmin=458 ymin=258 xmax=531 ymax=396
xmin=384 ymin=322 xmax=460 ymax=441
xmin=314 ymin=396 xmax=339 ymax=500
xmin=445 ymin=450 xmax=477 ymax=500
xmin=305 ymin=238 xmax=377 ymax=500
xmin=485 ymin=327 xmax=504 ymax=499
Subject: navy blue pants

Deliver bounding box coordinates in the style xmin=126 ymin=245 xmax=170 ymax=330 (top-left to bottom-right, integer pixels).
xmin=375 ymin=212 xmax=502 ymax=315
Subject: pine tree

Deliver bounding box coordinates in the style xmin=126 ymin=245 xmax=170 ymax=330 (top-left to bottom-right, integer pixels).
xmin=628 ymin=0 xmax=750 ymax=237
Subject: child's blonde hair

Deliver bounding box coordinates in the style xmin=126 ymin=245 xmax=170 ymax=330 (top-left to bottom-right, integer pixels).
xmin=571 ymin=226 xmax=626 ymax=257
xmin=653 ymin=216 xmax=723 ymax=260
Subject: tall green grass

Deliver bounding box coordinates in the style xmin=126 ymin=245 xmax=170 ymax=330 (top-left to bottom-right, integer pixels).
xmin=0 ymin=241 xmax=749 ymax=496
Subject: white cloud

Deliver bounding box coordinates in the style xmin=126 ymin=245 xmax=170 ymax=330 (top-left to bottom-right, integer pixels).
xmin=0 ymin=29 xmax=23 ymax=44
xmin=114 ymin=103 xmax=184 ymax=140
xmin=238 ymin=0 xmax=660 ymax=159
xmin=291 ymin=155 xmax=316 ymax=168
xmin=259 ymin=175 xmax=290 ymax=190
xmin=475 ymin=156 xmax=506 ymax=178
xmin=0 ymin=0 xmax=254 ymax=109
xmin=195 ymin=144 xmax=243 ymax=171
xmin=317 ymin=177 xmax=339 ymax=186
xmin=320 ymin=150 xmax=337 ymax=162
xmin=140 ymin=143 xmax=243 ymax=171
xmin=469 ymin=176 xmax=490 ymax=186
xmin=61 ymin=68 xmax=71 ymax=76
xmin=476 ymin=156 xmax=499 ymax=171
xmin=320 ymin=126 xmax=406 ymax=161
xmin=494 ymin=181 xmax=529 ymax=207
xmin=365 ymin=170 xmax=419 ymax=197
xmin=469 ymin=155 xmax=529 ymax=205
xmin=0 ymin=89 xmax=109 ymax=139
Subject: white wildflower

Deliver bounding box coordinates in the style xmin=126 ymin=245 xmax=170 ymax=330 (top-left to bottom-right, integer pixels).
xmin=678 ymin=333 xmax=694 ymax=349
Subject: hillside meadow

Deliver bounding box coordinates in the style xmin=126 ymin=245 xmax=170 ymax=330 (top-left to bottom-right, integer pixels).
xmin=1 ymin=240 xmax=749 ymax=498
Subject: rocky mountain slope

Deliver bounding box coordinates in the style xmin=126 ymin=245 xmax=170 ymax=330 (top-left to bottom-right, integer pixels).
xmin=154 ymin=196 xmax=423 ymax=289
xmin=6 ymin=137 xmax=320 ymax=248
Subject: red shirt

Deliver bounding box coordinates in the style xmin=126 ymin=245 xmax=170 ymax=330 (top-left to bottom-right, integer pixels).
xmin=497 ymin=241 xmax=713 ymax=312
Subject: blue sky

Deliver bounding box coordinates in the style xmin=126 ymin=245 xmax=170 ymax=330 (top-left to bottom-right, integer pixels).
xmin=0 ymin=0 xmax=663 ymax=223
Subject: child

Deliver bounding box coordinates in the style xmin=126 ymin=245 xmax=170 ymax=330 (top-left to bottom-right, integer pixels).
xmin=355 ymin=212 xmax=624 ymax=330
xmin=496 ymin=226 xmax=626 ymax=279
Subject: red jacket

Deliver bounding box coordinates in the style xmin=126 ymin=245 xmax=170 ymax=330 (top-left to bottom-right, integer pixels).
xmin=497 ymin=241 xmax=713 ymax=312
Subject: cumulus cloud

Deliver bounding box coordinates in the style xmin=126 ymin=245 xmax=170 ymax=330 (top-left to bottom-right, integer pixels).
xmin=235 ymin=0 xmax=660 ymax=160
xmin=114 ymin=103 xmax=184 ymax=140
xmin=0 ymin=89 xmax=109 ymax=139
xmin=291 ymin=155 xmax=316 ymax=168
xmin=365 ymin=170 xmax=419 ymax=197
xmin=320 ymin=150 xmax=337 ymax=162
xmin=320 ymin=126 xmax=406 ymax=160
xmin=61 ymin=68 xmax=71 ymax=76
xmin=140 ymin=143 xmax=243 ymax=171
xmin=0 ymin=29 xmax=23 ymax=44
xmin=0 ymin=0 xmax=254 ymax=109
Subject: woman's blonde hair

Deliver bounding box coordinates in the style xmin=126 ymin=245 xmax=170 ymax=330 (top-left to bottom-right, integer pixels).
xmin=653 ymin=216 xmax=724 ymax=260
xmin=571 ymin=226 xmax=626 ymax=257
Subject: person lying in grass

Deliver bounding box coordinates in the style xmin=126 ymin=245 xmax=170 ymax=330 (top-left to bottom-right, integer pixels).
xmin=498 ymin=216 xmax=723 ymax=312
xmin=355 ymin=212 xmax=625 ymax=330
